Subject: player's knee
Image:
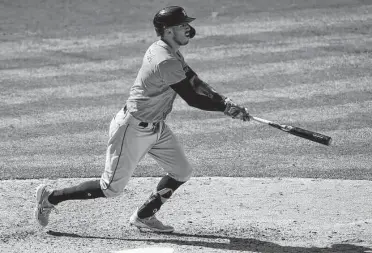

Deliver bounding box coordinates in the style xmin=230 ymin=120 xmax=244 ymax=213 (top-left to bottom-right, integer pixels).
xmin=102 ymin=189 xmax=123 ymax=198
xmin=154 ymin=174 xmax=189 ymax=205
xmin=169 ymin=165 xmax=193 ymax=182
xmin=182 ymin=165 xmax=193 ymax=181
xmin=101 ymin=186 xmax=123 ymax=198
xmin=179 ymin=172 xmax=192 ymax=182
xmin=100 ymin=179 xmax=124 ymax=198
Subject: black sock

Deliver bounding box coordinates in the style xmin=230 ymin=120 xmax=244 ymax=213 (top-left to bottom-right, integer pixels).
xmin=48 ymin=179 xmax=105 ymax=205
xmin=137 ymin=175 xmax=185 ymax=219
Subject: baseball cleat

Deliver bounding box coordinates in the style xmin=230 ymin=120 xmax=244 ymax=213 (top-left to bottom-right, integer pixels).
xmin=129 ymin=211 xmax=174 ymax=233
xmin=35 ymin=184 xmax=57 ymax=227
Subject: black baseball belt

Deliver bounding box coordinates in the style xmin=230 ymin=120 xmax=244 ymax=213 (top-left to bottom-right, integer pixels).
xmin=123 ymin=106 xmax=160 ymax=128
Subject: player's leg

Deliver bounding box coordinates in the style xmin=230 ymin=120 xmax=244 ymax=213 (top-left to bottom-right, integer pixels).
xmin=35 ymin=108 xmax=155 ymax=227
xmin=130 ymin=123 xmax=192 ymax=232
xmin=41 ymin=179 xmax=105 ymax=206
xmin=35 ymin=179 xmax=105 ymax=227
xmin=35 ymin=111 xmax=127 ymax=227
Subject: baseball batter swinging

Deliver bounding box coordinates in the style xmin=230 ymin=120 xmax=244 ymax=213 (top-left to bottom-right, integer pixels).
xmin=35 ymin=6 xmax=250 ymax=233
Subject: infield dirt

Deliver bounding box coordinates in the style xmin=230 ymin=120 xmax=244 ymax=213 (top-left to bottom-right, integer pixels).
xmin=1 ymin=177 xmax=371 ymax=252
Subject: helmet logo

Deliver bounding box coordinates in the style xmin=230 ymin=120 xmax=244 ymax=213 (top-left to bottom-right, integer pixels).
xmin=182 ymin=9 xmax=187 ymax=17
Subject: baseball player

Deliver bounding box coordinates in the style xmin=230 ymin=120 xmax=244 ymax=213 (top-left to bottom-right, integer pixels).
xmin=35 ymin=6 xmax=250 ymax=233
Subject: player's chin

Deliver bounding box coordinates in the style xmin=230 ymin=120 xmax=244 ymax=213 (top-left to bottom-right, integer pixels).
xmin=178 ymin=40 xmax=189 ymax=46
xmin=182 ymin=37 xmax=190 ymax=45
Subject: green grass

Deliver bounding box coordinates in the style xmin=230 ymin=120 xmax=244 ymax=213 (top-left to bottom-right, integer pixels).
xmin=0 ymin=0 xmax=371 ymax=180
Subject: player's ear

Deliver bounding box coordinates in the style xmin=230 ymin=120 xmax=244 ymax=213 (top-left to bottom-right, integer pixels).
xmin=164 ymin=27 xmax=173 ymax=36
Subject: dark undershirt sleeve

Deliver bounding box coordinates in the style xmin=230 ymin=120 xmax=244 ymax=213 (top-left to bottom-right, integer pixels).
xmin=170 ymin=78 xmax=226 ymax=112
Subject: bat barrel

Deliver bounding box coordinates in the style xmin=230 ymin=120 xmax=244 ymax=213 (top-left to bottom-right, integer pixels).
xmin=290 ymin=127 xmax=332 ymax=146
xmin=250 ymin=115 xmax=332 ymax=146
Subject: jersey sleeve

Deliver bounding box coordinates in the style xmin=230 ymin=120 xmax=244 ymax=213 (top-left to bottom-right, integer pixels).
xmin=158 ymin=59 xmax=187 ymax=85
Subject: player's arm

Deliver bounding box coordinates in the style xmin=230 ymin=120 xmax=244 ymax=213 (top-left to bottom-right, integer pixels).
xmin=185 ymin=68 xmax=228 ymax=105
xmin=171 ymin=67 xmax=250 ymax=121
xmin=170 ymin=77 xmax=226 ymax=111
xmin=160 ymin=60 xmax=249 ymax=120
xmin=186 ymin=67 xmax=250 ymax=120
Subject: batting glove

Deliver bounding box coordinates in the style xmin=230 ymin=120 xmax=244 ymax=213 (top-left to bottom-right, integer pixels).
xmin=224 ymin=98 xmax=250 ymax=121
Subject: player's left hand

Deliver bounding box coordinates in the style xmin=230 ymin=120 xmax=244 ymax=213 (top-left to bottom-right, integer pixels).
xmin=224 ymin=99 xmax=250 ymax=121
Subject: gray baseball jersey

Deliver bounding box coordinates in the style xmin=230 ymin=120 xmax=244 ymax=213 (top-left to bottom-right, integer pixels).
xmin=126 ymin=40 xmax=189 ymax=122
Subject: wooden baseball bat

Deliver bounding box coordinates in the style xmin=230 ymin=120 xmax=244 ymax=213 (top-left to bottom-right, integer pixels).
xmin=251 ymin=116 xmax=332 ymax=146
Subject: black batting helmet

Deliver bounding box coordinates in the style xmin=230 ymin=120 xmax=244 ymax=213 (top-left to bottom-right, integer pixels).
xmin=153 ymin=6 xmax=196 ymax=37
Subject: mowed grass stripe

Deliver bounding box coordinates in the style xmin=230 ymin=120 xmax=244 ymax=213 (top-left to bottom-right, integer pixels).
xmin=0 ymin=72 xmax=124 ymax=91
xmin=1 ymin=99 xmax=371 ymax=145
xmin=0 ymin=57 xmax=142 ymax=81
xmin=198 ymin=54 xmax=370 ymax=84
xmin=3 ymin=11 xmax=370 ymax=81
xmin=2 ymin=125 xmax=371 ymax=163
xmin=2 ymin=60 xmax=370 ymax=115
xmin=2 ymin=157 xmax=372 ymax=179
xmin=1 ymin=3 xmax=370 ymax=58
xmin=2 ymin=127 xmax=371 ymax=179
xmin=2 ymin=22 xmax=369 ymax=73
xmin=185 ymin=127 xmax=372 ymax=158
xmin=222 ymin=65 xmax=372 ymax=94
xmin=185 ymin=35 xmax=372 ymax=64
xmin=1 ymin=44 xmax=365 ymax=105
xmin=176 ymin=77 xmax=372 ymax=109
xmin=2 ymin=29 xmax=367 ymax=71
xmin=171 ymin=101 xmax=372 ymax=134
xmin=1 ymin=52 xmax=370 ymax=107
xmin=0 ymin=39 xmax=328 ymax=82
xmin=2 ymin=113 xmax=371 ymax=156
xmin=1 ymin=79 xmax=133 ymax=105
xmin=1 ymin=52 xmax=370 ymax=108
xmin=0 ymin=75 xmax=370 ymax=129
xmin=192 ymin=22 xmax=372 ymax=50
xmin=2 ymin=32 xmax=369 ymax=83
xmin=198 ymin=9 xmax=372 ymax=38
xmin=3 ymin=57 xmax=364 ymax=97
xmin=0 ymin=106 xmax=117 ymax=129
xmin=0 ymin=93 xmax=126 ymax=117
xmin=1 ymin=119 xmax=370 ymax=152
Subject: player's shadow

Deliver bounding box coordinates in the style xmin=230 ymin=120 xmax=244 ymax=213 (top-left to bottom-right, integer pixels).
xmin=47 ymin=230 xmax=372 ymax=253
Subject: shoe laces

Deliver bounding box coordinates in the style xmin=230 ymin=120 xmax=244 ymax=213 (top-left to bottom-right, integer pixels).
xmin=146 ymin=215 xmax=166 ymax=226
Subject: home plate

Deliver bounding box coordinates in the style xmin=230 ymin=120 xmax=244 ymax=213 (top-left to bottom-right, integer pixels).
xmin=112 ymin=247 xmax=174 ymax=253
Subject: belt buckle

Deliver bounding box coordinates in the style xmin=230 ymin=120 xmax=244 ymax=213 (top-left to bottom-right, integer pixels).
xmin=139 ymin=122 xmax=149 ymax=128
xmin=139 ymin=122 xmax=160 ymax=132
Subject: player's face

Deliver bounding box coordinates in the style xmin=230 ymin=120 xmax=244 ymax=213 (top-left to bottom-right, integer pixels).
xmin=170 ymin=23 xmax=191 ymax=46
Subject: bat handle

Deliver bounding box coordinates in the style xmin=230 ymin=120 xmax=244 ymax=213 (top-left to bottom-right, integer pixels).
xmin=250 ymin=116 xmax=272 ymax=125
xmin=244 ymin=108 xmax=271 ymax=124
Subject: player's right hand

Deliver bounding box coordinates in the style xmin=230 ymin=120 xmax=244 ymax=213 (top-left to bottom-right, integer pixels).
xmin=224 ymin=99 xmax=250 ymax=121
